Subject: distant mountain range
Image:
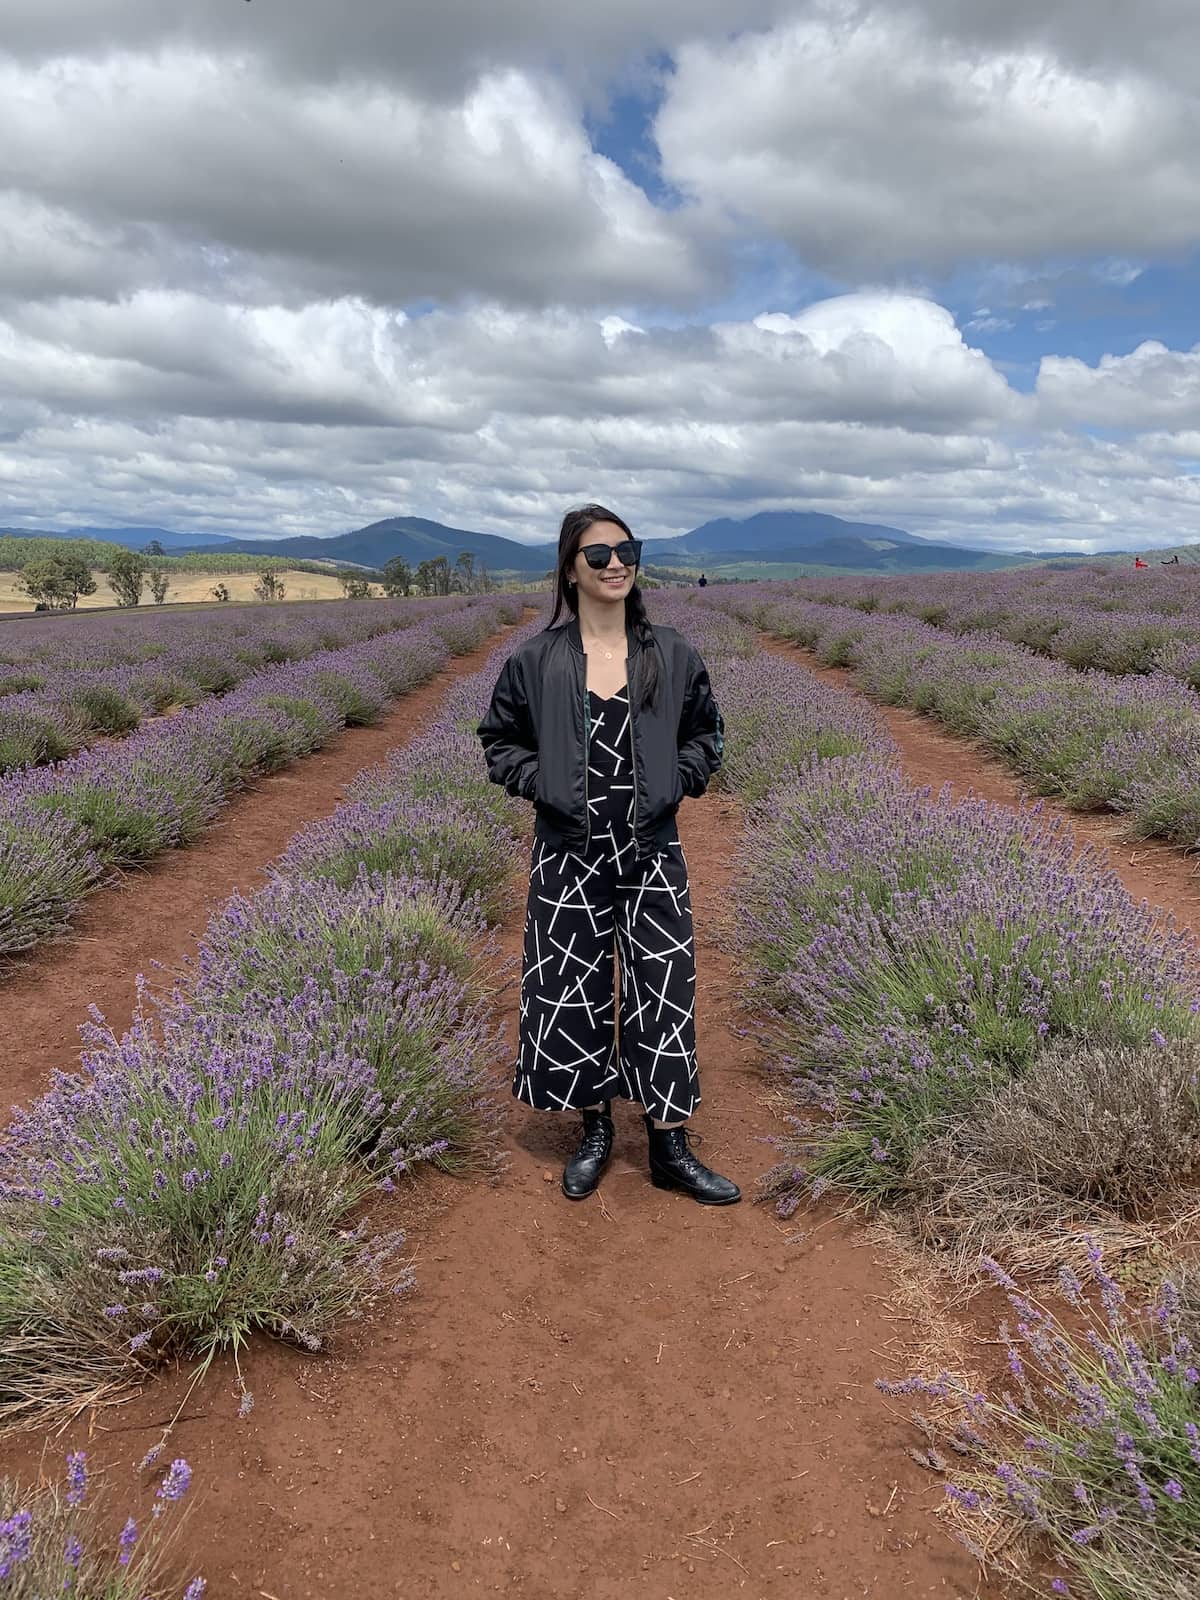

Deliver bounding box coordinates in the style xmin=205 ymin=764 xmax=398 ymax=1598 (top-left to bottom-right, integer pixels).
xmin=4 ymin=511 xmax=1110 ymax=577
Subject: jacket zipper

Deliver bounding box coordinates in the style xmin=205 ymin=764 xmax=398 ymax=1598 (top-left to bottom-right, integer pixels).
xmin=626 ymin=647 xmax=640 ymax=845
xmin=581 ymin=657 xmax=592 ymax=851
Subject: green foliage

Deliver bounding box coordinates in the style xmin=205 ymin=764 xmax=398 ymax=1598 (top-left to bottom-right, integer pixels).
xmin=106 ymin=550 xmax=146 ymax=608
xmin=415 ymin=555 xmax=453 ymax=595
xmin=337 ymin=571 xmax=376 ymax=599
xmin=0 ymin=535 xmax=121 ymax=572
xmin=147 ymin=566 xmax=170 ymax=604
xmin=381 ymin=555 xmax=413 ymax=596
xmin=0 ymin=534 xmax=332 ymax=579
xmin=253 ymin=569 xmax=286 ymax=602
xmin=68 ymin=685 xmax=141 ymax=736
xmin=15 ymin=553 xmax=96 ymax=609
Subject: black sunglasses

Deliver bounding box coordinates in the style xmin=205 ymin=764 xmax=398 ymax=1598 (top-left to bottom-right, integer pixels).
xmin=579 ymin=539 xmax=642 ymax=570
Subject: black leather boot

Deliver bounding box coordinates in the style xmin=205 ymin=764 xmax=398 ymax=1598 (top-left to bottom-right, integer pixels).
xmin=562 ymin=1103 xmax=614 ymax=1199
xmin=644 ymin=1116 xmax=741 ymax=1205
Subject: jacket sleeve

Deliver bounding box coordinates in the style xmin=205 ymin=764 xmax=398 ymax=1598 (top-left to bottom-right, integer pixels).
xmin=477 ymin=653 xmax=539 ymax=801
xmin=677 ymin=646 xmax=724 ymax=798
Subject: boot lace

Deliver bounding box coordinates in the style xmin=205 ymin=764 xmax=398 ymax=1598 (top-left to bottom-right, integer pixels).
xmin=665 ymin=1126 xmax=708 ymax=1175
xmin=576 ymin=1112 xmax=611 ymax=1161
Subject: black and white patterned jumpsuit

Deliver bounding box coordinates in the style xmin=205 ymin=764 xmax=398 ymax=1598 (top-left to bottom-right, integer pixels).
xmin=514 ymin=684 xmax=701 ymax=1123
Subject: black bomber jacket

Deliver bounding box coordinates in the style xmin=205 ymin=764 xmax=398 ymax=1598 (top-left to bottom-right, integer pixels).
xmin=477 ymin=616 xmax=724 ymax=857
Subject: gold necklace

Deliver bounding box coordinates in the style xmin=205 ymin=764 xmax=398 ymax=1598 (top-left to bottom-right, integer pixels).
xmin=583 ymin=635 xmax=623 ymax=661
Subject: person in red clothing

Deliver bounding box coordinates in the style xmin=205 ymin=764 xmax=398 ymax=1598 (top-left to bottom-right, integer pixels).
xmin=1134 ymin=556 xmax=1148 ymax=568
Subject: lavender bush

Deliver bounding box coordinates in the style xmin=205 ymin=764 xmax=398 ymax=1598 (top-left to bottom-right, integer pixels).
xmin=743 ymin=767 xmax=1197 ymax=1207
xmin=777 ymin=566 xmax=1200 ymax=688
xmin=0 ymin=618 xmax=535 ymax=1428
xmin=0 ymin=807 xmax=104 ymax=954
xmin=882 ymin=1252 xmax=1200 ymax=1600
xmin=652 ymin=595 xmax=1200 ymax=1235
xmin=175 ymin=869 xmax=503 ymax=1171
xmin=908 ymin=1038 xmax=1200 ymax=1260
xmin=0 ymin=594 xmax=484 ymax=777
xmin=0 ymin=1448 xmax=203 ymax=1598
xmin=0 ymin=598 xmax=460 ymax=777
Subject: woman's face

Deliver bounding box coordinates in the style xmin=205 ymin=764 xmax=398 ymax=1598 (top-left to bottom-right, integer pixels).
xmin=571 ymin=521 xmax=636 ymax=608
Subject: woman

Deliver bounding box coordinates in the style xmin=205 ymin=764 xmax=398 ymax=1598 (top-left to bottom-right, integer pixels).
xmin=478 ymin=504 xmax=739 ymax=1206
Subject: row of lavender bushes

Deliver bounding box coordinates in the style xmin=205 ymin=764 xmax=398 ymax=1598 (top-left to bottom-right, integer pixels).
xmin=0 ymin=595 xmax=474 ymax=775
xmin=785 ymin=565 xmax=1200 ymax=685
xmin=0 ymin=598 xmax=515 ymax=962
xmin=699 ymin=586 xmax=1200 ymax=850
xmin=0 ymin=615 xmax=536 ymax=1455
xmin=662 ymin=592 xmax=1200 ymax=1598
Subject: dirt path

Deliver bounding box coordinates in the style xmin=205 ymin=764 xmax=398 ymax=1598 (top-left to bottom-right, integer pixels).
xmin=8 ymin=793 xmax=999 ymax=1600
xmin=761 ymin=635 xmax=1200 ymax=942
xmin=0 ymin=626 xmax=516 ymax=1109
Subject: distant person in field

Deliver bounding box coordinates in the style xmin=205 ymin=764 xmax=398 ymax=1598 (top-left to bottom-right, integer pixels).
xmin=697 ymin=572 xmax=708 ymax=587
xmin=478 ymin=504 xmax=739 ymax=1206
xmin=1135 ymin=556 xmax=1149 ymax=568
xmin=1162 ymin=553 xmax=1181 ymax=565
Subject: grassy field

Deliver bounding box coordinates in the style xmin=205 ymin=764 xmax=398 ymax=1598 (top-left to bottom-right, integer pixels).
xmin=0 ymin=567 xmax=371 ymax=611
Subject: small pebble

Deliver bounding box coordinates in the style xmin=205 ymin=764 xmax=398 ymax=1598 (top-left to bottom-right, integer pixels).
xmin=542 ymin=1170 xmax=554 ymax=1182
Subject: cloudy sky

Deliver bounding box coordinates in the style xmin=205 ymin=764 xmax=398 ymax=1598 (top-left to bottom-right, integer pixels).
xmin=2 ymin=1 xmax=1199 ymax=551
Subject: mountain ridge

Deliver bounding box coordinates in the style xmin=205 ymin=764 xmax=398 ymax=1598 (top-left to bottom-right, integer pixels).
xmin=1 ymin=510 xmax=1139 ymax=576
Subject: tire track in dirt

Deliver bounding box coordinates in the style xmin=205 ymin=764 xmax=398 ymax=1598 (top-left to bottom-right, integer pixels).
xmin=0 ymin=624 xmax=520 ymax=1109
xmin=760 ymin=634 xmax=1200 ymax=943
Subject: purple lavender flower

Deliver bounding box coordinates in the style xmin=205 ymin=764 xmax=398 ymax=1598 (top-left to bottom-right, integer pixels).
xmin=65 ymin=1450 xmax=87 ymax=1507
xmin=0 ymin=1509 xmax=33 ymax=1578
xmin=157 ymin=1458 xmax=192 ymax=1504
xmin=119 ymin=1516 xmax=138 ymax=1565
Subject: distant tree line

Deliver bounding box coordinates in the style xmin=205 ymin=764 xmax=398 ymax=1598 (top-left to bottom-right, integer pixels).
xmin=16 ymin=547 xmax=173 ymax=610
xmin=0 ymin=534 xmax=335 ymax=578
xmin=5 ymin=533 xmax=511 ymax=611
xmin=373 ymin=551 xmax=500 ymax=597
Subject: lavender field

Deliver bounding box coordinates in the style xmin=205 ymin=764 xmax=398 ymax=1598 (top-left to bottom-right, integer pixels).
xmin=1 ymin=613 xmax=542 ymax=1593
xmin=697 ymin=582 xmax=1200 ymax=852
xmin=5 ymin=579 xmax=1200 ymax=1600
xmin=0 ymin=595 xmax=482 ymax=775
xmin=0 ymin=595 xmax=519 ymax=960
xmin=789 ymin=564 xmax=1200 ymax=684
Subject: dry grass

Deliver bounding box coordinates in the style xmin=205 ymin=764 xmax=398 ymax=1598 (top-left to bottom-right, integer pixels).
xmin=0 ymin=568 xmax=362 ymax=611
xmin=866 ymin=1219 xmax=1048 ymax=1589
xmin=903 ymin=1038 xmax=1200 ymax=1284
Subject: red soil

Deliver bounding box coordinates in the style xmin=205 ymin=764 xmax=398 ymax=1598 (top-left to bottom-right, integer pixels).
xmin=761 ymin=636 xmax=1200 ymax=943
xmin=3 ymin=639 xmax=1025 ymax=1599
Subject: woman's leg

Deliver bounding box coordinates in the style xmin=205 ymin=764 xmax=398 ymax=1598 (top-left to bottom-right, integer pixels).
xmin=616 ymin=846 xmax=740 ymax=1205
xmin=613 ymin=846 xmax=700 ymax=1123
xmin=514 ymin=841 xmax=620 ymax=1111
xmin=515 ymin=841 xmax=622 ymax=1199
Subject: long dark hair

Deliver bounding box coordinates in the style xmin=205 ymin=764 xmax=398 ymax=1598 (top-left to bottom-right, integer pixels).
xmin=547 ymin=503 xmax=659 ymax=708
